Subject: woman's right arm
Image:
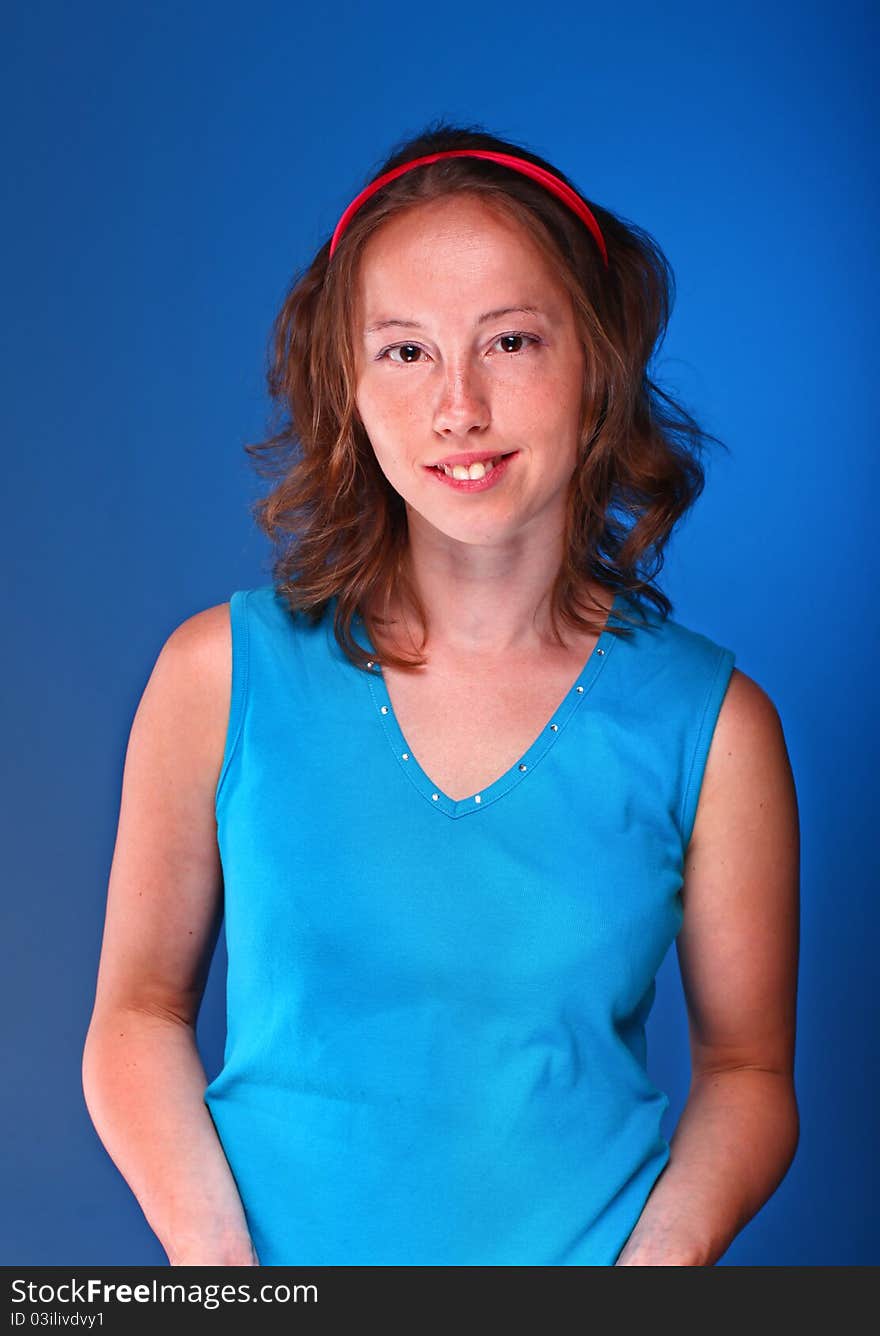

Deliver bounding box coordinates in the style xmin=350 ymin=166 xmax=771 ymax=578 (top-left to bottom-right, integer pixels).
xmin=81 ymin=602 xmax=259 ymax=1267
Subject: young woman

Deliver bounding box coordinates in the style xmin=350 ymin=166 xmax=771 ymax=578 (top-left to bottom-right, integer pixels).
xmin=82 ymin=122 xmax=800 ymax=1267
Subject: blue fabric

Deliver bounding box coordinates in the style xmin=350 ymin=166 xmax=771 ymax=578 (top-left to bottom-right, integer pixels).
xmin=203 ymin=584 xmax=736 ymax=1265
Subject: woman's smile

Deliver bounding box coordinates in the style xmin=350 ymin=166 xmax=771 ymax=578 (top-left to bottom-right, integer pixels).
xmin=424 ymin=449 xmax=519 ymax=491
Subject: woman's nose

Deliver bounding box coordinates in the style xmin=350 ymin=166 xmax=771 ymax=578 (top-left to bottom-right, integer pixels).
xmin=432 ymin=363 xmax=491 ymax=436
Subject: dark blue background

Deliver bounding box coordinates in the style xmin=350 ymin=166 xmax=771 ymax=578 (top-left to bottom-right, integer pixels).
xmin=2 ymin=0 xmax=875 ymax=1265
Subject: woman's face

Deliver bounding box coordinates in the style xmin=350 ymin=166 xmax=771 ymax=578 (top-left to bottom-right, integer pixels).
xmin=352 ymin=195 xmax=586 ymax=551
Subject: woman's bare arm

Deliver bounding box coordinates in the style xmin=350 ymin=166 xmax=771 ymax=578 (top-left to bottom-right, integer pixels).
xmin=616 ymin=668 xmax=801 ymax=1265
xmin=81 ymin=603 xmax=258 ymax=1266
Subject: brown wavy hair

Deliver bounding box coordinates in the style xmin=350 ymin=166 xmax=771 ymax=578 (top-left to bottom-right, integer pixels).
xmin=244 ymin=118 xmax=728 ymax=673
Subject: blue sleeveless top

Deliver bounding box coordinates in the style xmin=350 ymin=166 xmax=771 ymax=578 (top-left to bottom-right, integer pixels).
xmin=203 ymin=584 xmax=736 ymax=1265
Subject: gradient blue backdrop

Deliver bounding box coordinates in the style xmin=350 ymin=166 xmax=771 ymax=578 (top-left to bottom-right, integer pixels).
xmin=2 ymin=0 xmax=875 ymax=1265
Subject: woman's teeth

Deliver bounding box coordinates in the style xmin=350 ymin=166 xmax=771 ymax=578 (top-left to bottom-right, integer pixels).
xmin=437 ymin=455 xmax=504 ymax=480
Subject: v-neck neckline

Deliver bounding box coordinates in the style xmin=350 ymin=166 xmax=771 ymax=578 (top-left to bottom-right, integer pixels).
xmin=354 ymin=592 xmax=626 ymax=820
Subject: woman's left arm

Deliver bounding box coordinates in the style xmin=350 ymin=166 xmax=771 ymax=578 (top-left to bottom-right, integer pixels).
xmin=616 ymin=668 xmax=801 ymax=1266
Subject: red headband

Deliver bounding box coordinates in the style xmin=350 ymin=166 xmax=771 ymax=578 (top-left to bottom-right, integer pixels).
xmin=328 ymin=149 xmax=610 ymax=268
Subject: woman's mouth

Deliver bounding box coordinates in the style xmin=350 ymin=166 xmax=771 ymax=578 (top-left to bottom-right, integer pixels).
xmin=424 ymin=451 xmax=518 ymax=492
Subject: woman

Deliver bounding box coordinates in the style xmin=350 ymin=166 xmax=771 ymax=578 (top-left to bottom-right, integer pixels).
xmin=81 ymin=122 xmax=800 ymax=1267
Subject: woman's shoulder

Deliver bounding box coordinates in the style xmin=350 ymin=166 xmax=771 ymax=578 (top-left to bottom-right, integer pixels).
xmin=623 ymin=595 xmax=783 ymax=738
xmin=161 ymin=585 xmax=282 ymax=651
xmin=614 ymin=591 xmax=729 ymax=651
xmin=161 ymin=597 xmax=237 ymax=672
xmin=610 ymin=591 xmax=736 ymax=681
xmin=160 ymin=585 xmax=337 ymax=686
xmin=607 ymin=592 xmax=786 ymax=730
xmin=149 ymin=601 xmax=238 ymax=756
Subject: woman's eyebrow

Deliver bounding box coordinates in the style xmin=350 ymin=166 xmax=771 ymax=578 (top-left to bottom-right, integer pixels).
xmin=363 ymin=305 xmax=553 ymax=335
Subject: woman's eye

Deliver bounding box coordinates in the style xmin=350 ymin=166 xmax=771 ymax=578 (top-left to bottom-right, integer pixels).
xmin=493 ymin=332 xmax=538 ymax=355
xmin=384 ymin=343 xmax=424 ymax=364
xmin=379 ymin=332 xmax=539 ymax=364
